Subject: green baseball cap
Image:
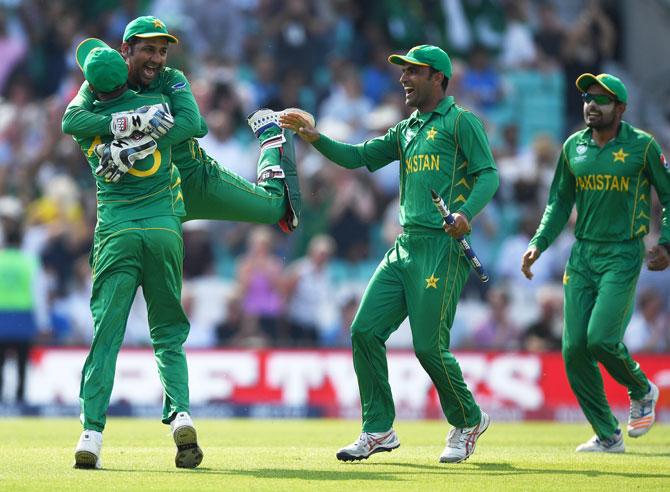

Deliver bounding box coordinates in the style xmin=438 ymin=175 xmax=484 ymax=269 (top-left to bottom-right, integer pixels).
xmin=388 ymin=44 xmax=452 ymax=78
xmin=123 ymin=16 xmax=179 ymax=43
xmin=75 ymin=38 xmax=128 ymax=92
xmin=576 ymin=73 xmax=628 ymax=103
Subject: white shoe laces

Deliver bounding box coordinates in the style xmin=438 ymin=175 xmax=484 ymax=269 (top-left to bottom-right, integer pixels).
xmin=447 ymin=428 xmax=466 ymax=448
xmin=630 ymin=394 xmax=652 ymax=419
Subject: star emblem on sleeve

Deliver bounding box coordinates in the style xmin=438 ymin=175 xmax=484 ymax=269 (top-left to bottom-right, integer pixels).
xmin=426 ymin=127 xmax=438 ymax=141
xmin=612 ymin=147 xmax=629 ymax=163
xmin=425 ymin=274 xmax=439 ymax=289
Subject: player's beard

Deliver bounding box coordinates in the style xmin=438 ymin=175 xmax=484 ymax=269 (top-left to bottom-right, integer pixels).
xmin=584 ymin=105 xmax=616 ymax=130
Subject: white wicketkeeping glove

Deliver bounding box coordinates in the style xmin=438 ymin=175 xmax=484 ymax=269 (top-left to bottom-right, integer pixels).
xmin=94 ymin=134 xmax=157 ymax=183
xmin=110 ymin=105 xmax=175 ymax=139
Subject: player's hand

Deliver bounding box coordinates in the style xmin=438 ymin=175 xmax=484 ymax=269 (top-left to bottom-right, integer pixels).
xmin=647 ymin=244 xmax=670 ymax=271
xmin=110 ymin=105 xmax=174 ymax=140
xmin=521 ymin=247 xmax=541 ymax=280
xmin=443 ymin=212 xmax=471 ymax=238
xmin=94 ymin=134 xmax=157 ymax=183
xmin=279 ymin=111 xmax=320 ymax=143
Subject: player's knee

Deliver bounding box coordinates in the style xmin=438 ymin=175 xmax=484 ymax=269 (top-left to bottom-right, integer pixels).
xmin=561 ymin=341 xmax=583 ymax=363
xmin=350 ymin=322 xmax=376 ymax=346
xmin=586 ymin=338 xmax=614 ymax=359
xmin=413 ymin=342 xmax=438 ymax=363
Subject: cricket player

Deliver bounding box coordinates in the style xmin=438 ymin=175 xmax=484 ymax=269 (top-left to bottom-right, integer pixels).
xmin=521 ymin=73 xmax=668 ymax=452
xmin=70 ymin=38 xmax=202 ymax=470
xmin=281 ymin=45 xmax=498 ymax=463
xmin=62 ymin=16 xmax=300 ymax=233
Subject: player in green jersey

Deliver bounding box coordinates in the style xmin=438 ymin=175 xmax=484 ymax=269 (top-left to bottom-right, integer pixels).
xmin=521 ymin=73 xmax=669 ymax=453
xmin=281 ymin=45 xmax=499 ymax=463
xmin=62 ymin=16 xmax=301 ymax=233
xmin=69 ymin=39 xmax=203 ymax=470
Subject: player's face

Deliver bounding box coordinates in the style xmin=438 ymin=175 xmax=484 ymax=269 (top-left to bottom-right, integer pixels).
xmin=582 ymin=85 xmax=618 ymax=129
xmin=124 ymin=38 xmax=169 ymax=87
xmin=399 ymin=64 xmax=437 ymax=110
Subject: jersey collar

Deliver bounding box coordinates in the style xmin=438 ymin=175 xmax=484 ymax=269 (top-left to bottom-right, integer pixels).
xmin=408 ymin=96 xmax=455 ymax=122
xmin=577 ymin=120 xmax=633 ymax=146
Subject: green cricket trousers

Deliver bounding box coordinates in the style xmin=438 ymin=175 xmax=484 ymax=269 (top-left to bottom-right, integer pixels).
xmin=562 ymin=238 xmax=651 ymax=439
xmin=177 ymin=132 xmax=295 ymax=223
xmin=80 ymin=216 xmax=189 ymax=431
xmin=351 ymin=226 xmax=482 ymax=432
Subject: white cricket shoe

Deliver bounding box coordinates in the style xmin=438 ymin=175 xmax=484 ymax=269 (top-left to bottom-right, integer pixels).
xmin=576 ymin=428 xmax=625 ymax=453
xmin=336 ymin=430 xmax=400 ymax=462
xmin=74 ymin=430 xmax=102 ymax=469
xmin=440 ymin=411 xmax=490 ymax=463
xmin=170 ymin=412 xmax=203 ymax=468
xmin=247 ymin=108 xmax=315 ymax=137
xmin=628 ymin=381 xmax=659 ymax=438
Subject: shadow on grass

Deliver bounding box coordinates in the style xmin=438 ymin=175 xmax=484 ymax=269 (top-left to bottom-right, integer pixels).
xmin=98 ymin=461 xmax=670 ymax=481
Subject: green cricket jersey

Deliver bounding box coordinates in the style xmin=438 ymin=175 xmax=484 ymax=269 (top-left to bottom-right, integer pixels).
xmin=312 ymin=96 xmax=499 ymax=228
xmin=73 ymin=90 xmax=185 ymax=229
xmin=530 ymin=121 xmax=670 ymax=251
xmin=62 ymin=67 xmax=207 ymax=171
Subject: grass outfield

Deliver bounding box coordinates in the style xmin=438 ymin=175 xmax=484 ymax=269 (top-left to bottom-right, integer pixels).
xmin=0 ymin=418 xmax=668 ymax=491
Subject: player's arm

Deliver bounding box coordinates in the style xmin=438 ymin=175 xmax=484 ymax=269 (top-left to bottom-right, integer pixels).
xmin=158 ymin=68 xmax=205 ymax=145
xmin=454 ymin=111 xmax=500 ymax=225
xmin=644 ymin=138 xmax=670 ymax=270
xmin=62 ymin=81 xmax=111 ymax=137
xmin=281 ymin=111 xmax=399 ymax=170
xmin=529 ymin=146 xmax=575 ymax=252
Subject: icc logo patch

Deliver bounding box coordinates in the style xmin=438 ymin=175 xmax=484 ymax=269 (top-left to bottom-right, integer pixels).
xmin=576 ymin=144 xmax=587 ymax=155
xmin=661 ymin=154 xmax=669 ymax=171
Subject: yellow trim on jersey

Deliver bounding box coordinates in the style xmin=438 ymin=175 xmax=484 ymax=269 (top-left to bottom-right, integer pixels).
xmin=629 ymin=139 xmax=653 ymax=238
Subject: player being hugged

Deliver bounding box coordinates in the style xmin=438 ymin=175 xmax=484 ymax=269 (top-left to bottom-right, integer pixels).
xmin=522 ymin=73 xmax=669 ymax=453
xmin=68 ymin=39 xmax=202 ymax=470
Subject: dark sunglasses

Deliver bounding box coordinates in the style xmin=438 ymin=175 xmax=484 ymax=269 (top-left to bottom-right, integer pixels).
xmin=581 ymin=92 xmax=615 ymax=105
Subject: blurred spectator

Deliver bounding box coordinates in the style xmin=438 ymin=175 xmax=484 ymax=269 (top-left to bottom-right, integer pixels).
xmin=236 ymin=226 xmax=284 ymax=345
xmin=198 ymin=110 xmax=256 ymax=182
xmin=625 ymin=289 xmax=670 ymax=353
xmin=523 ymin=284 xmax=563 ymax=352
xmin=471 ymin=287 xmax=522 ymax=350
xmin=462 ymin=45 xmax=503 ymax=115
xmin=326 ymin=167 xmax=377 ymax=263
xmin=263 ymin=0 xmax=329 ymax=84
xmin=562 ymin=0 xmax=616 ymax=127
xmin=533 ymin=0 xmax=566 ymax=62
xmin=284 ymin=234 xmax=337 ymax=346
xmin=0 ymin=10 xmax=27 ymax=95
xmin=0 ymin=197 xmax=48 ymax=402
xmin=498 ymin=0 xmax=536 ymax=69
xmin=321 ymin=293 xmax=359 ymax=348
xmin=361 ymin=44 xmax=398 ymax=105
xmin=441 ymin=0 xmax=505 ymax=56
xmin=319 ymin=64 xmax=374 ymax=143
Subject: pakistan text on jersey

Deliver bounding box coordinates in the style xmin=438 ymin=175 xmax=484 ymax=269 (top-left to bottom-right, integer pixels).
xmin=405 ymin=154 xmax=440 ymax=174
xmin=575 ymin=174 xmax=630 ymax=192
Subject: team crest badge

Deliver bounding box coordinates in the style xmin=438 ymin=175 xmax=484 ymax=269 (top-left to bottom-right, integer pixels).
xmin=576 ymin=144 xmax=587 ymax=155
xmin=661 ymin=154 xmax=668 ymax=171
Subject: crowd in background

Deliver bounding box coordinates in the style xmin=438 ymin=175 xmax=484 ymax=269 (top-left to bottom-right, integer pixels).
xmin=0 ymin=0 xmax=669 ymax=367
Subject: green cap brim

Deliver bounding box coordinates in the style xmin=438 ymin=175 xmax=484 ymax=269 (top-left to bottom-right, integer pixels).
xmin=388 ymin=54 xmax=429 ymax=67
xmin=75 ymin=38 xmax=109 ymax=71
xmin=131 ymin=32 xmax=179 ymax=43
xmin=575 ymin=73 xmax=617 ymax=99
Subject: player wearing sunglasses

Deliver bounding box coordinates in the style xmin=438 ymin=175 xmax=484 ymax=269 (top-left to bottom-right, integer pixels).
xmin=522 ymin=73 xmax=669 ymax=453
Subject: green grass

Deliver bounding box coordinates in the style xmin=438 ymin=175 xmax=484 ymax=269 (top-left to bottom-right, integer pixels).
xmin=0 ymin=418 xmax=668 ymax=491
